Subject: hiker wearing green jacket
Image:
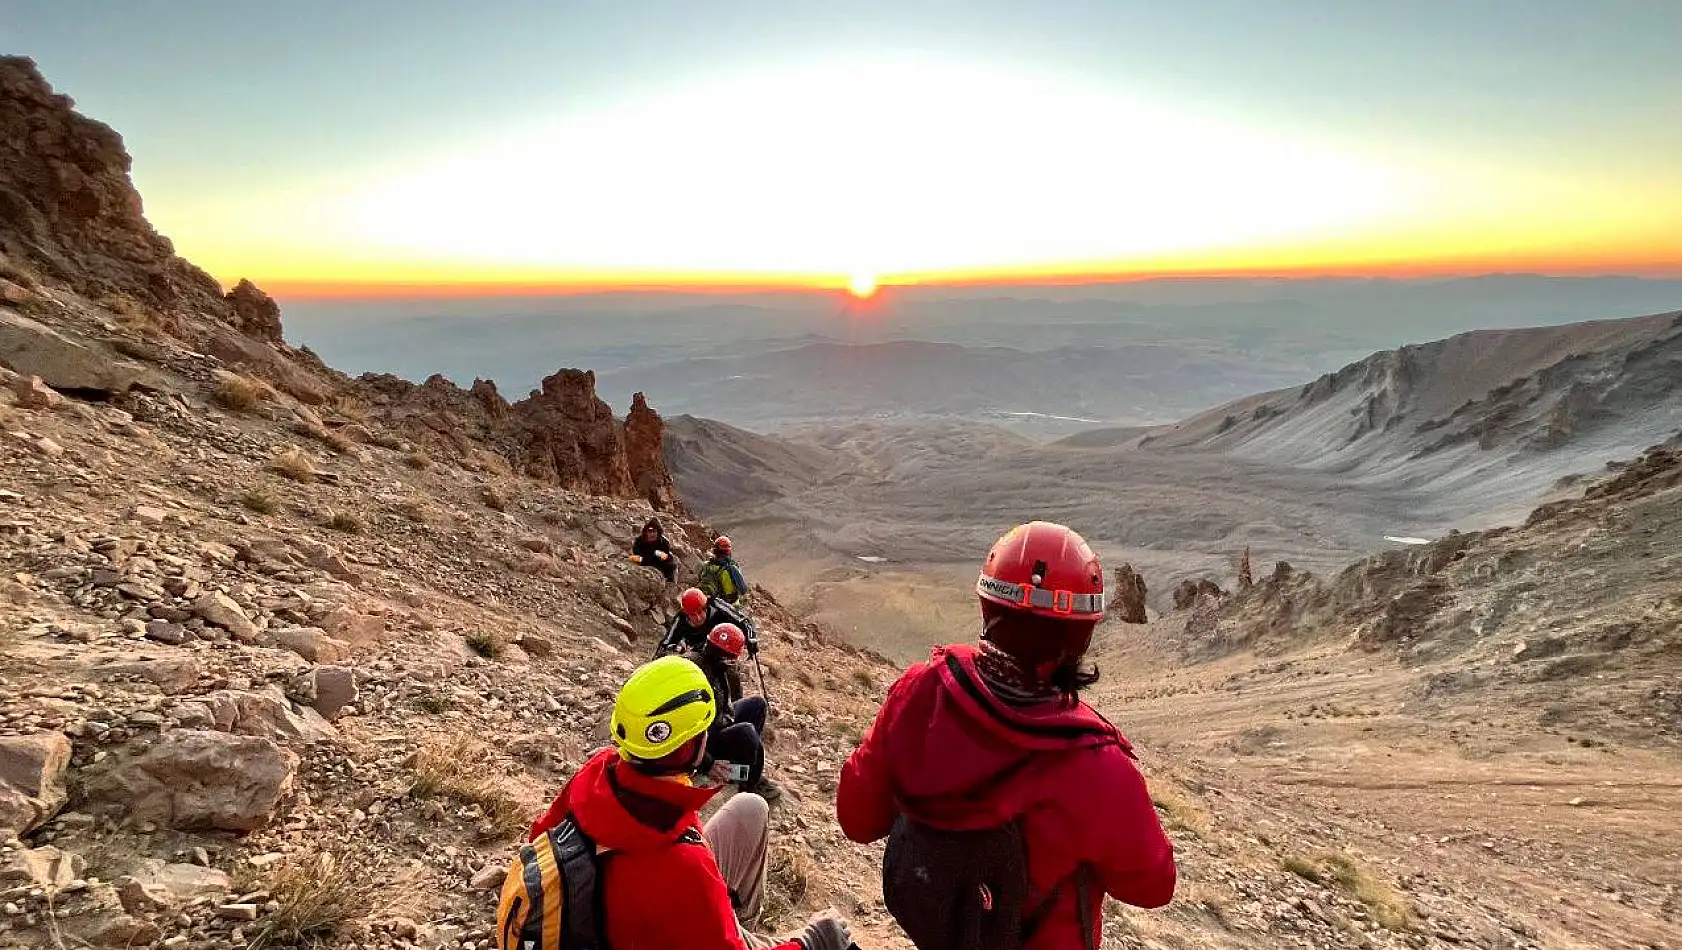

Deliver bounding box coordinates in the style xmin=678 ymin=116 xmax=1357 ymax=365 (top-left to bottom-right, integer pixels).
xmin=698 ymin=536 xmax=749 ymax=605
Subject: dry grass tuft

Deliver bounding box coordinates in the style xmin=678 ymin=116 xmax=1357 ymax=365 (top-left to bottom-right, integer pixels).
xmin=1150 ymin=781 xmax=1212 ymax=838
xmin=404 ymin=450 xmax=432 ymax=470
xmin=269 ymin=447 xmax=318 ymax=483
xmin=238 ymin=488 xmax=280 ymax=515
xmin=330 ymin=394 xmax=368 ymax=422
xmin=409 ymin=735 xmax=529 ymax=841
xmin=795 ymin=668 xmax=818 ymax=689
xmin=246 ymin=849 xmax=394 ymax=950
xmin=213 ymin=374 xmax=270 ymax=413
xmin=464 ymin=631 xmax=504 ymax=659
xmin=325 ymin=509 xmax=364 ymax=533
xmin=761 ymin=843 xmax=815 ymax=929
xmin=294 ymin=421 xmax=356 ymax=456
xmin=850 ymin=667 xmax=877 ymax=691
xmin=480 ymin=485 xmax=508 ymax=511
xmin=1283 ymin=852 xmax=1416 ymax=932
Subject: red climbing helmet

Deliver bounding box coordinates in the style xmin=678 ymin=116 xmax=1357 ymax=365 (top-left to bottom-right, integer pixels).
xmin=976 ymin=521 xmax=1105 ymax=621
xmin=713 ymin=536 xmax=732 ymax=555
xmin=679 ymin=587 xmax=708 ymax=618
xmin=707 ymin=622 xmax=746 ymax=658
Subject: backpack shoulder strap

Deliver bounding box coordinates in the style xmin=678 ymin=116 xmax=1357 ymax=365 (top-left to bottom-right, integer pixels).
xmin=1073 ymin=864 xmax=1096 ymax=950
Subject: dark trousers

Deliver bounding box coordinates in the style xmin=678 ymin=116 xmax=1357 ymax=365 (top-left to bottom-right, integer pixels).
xmin=708 ymin=697 xmax=768 ymax=786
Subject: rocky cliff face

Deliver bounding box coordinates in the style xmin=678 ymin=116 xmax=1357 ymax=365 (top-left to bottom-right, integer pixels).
xmin=356 ymin=372 xmax=681 ymax=511
xmin=0 ymin=55 xmax=680 ymax=511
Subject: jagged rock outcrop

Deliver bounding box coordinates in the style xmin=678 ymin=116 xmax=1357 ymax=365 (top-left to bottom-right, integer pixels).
xmin=1110 ymin=564 xmax=1148 ymax=624
xmin=1172 ymin=578 xmax=1226 ymax=611
xmin=1238 ymin=546 xmax=1254 ymax=590
xmin=358 ymin=370 xmax=682 ymax=509
xmin=0 ymin=57 xmax=219 ymax=315
xmin=223 ymin=278 xmax=283 ymax=343
xmin=624 ymin=392 xmax=680 ymax=509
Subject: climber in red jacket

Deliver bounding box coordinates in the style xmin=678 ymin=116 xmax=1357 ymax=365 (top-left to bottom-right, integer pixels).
xmin=530 ymin=655 xmax=851 ymax=950
xmin=838 ymin=521 xmax=1175 ymax=950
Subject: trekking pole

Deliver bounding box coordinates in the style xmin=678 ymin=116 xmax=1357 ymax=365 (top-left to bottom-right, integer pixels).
xmin=753 ymin=652 xmax=771 ymax=703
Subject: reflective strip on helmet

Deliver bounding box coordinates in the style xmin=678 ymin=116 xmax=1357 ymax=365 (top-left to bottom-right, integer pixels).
xmin=977 ymin=573 xmax=1104 ymax=615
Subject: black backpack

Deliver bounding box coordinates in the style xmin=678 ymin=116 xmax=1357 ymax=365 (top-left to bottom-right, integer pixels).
xmin=882 ymin=815 xmax=1095 ymax=950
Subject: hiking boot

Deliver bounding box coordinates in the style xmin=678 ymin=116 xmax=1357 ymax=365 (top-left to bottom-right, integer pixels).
xmin=747 ymin=776 xmax=785 ymax=804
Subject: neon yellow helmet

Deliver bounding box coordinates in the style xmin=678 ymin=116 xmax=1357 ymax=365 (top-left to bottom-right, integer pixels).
xmin=611 ymin=655 xmax=717 ymax=761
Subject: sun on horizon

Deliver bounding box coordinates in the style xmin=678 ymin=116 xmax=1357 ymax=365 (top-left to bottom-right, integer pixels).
xmin=848 ymin=272 xmax=879 ymax=299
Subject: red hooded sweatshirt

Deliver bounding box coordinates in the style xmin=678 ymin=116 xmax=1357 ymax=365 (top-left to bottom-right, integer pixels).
xmin=838 ymin=644 xmax=1176 ymax=950
xmin=529 ymin=748 xmax=801 ymax=950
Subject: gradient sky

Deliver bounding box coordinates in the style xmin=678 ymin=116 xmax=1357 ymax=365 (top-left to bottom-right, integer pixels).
xmin=5 ymin=0 xmax=1681 ymax=291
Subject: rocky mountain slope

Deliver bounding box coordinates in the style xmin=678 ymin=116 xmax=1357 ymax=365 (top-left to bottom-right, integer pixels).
xmin=0 ymin=56 xmax=907 ymax=950
xmin=1127 ymin=311 xmax=1682 ymax=520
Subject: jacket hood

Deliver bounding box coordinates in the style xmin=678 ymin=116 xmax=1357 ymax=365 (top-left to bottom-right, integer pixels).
xmin=893 ymin=644 xmax=1126 ymax=827
xmin=565 ymin=748 xmax=720 ymax=852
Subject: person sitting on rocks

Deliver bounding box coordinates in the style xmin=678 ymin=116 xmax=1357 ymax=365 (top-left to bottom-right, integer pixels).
xmin=527 ymin=655 xmax=847 ymax=950
xmin=697 ymin=535 xmax=749 ymax=605
xmin=628 ymin=517 xmax=677 ymax=583
xmin=659 ymin=587 xmax=758 ymax=655
xmin=694 ymin=622 xmax=783 ymax=804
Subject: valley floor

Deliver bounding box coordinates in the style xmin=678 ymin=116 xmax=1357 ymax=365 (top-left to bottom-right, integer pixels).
xmin=1090 ymin=632 xmax=1681 ymax=950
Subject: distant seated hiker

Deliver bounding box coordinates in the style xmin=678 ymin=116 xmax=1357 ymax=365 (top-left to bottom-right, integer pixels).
xmin=695 ymin=622 xmax=783 ymax=804
xmin=697 ymin=535 xmax=748 ymax=605
xmin=504 ymin=655 xmax=850 ymax=950
xmin=629 ymin=517 xmax=677 ymax=583
xmin=837 ymin=521 xmax=1176 ymax=950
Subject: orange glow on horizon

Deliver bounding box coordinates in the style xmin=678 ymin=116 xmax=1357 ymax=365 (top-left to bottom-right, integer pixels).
xmin=255 ymin=248 xmax=1682 ymax=300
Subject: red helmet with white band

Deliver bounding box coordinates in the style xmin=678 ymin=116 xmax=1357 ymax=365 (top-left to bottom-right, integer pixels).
xmin=976 ymin=521 xmax=1105 ymax=621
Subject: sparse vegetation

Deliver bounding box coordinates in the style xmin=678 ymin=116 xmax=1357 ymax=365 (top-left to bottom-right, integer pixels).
xmin=295 ymin=421 xmax=356 ymax=455
xmin=1282 ymin=852 xmax=1416 ymax=932
xmin=213 ymin=373 xmax=270 ymax=413
xmin=850 ymin=667 xmax=877 ymax=690
xmin=465 ymin=631 xmax=504 ymax=659
xmin=480 ymin=485 xmax=508 ymax=511
xmin=238 ymin=488 xmax=280 ymax=515
xmin=330 ymin=394 xmax=368 ymax=422
xmin=325 ymin=509 xmax=364 ymax=533
xmin=1150 ymin=782 xmax=1212 ymax=837
xmin=269 ymin=447 xmax=318 ymax=483
xmin=795 ymin=668 xmax=818 ymax=689
xmin=245 ymin=849 xmax=390 ymax=950
xmin=414 ymin=690 xmax=454 ymax=715
xmin=409 ymin=735 xmax=529 ymax=841
xmin=404 ymin=450 xmax=432 ymax=470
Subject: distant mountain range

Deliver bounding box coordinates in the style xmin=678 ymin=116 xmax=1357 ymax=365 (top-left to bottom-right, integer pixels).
xmin=284 ymin=275 xmax=1682 ymax=434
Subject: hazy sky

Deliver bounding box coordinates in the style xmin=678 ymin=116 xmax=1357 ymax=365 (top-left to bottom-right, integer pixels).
xmin=6 ymin=0 xmax=1681 ymax=291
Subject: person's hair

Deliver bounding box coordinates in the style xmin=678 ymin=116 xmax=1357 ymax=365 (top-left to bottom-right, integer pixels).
xmin=643 ymin=518 xmax=662 ymax=534
xmin=979 ymin=600 xmax=1099 ymax=699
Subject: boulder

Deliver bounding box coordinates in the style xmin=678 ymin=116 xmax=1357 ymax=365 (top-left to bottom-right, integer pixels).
xmin=271 ymin=626 xmax=350 ymax=663
xmin=175 ymin=687 xmax=337 ymax=743
xmin=83 ymin=730 xmax=298 ymax=832
xmin=0 ymin=310 xmax=157 ymax=395
xmin=0 ymin=843 xmax=84 ymax=889
xmin=193 ymin=590 xmax=259 ymax=642
xmin=319 ymin=604 xmax=383 ymax=645
xmin=200 ymin=325 xmax=330 ymax=404
xmin=287 ymin=666 xmax=358 ymax=721
xmin=87 ymin=654 xmax=200 ymax=694
xmin=0 ymin=732 xmax=72 ymax=834
xmin=12 ymin=373 xmax=62 ymax=409
xmin=116 ymin=859 xmax=231 ymax=912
